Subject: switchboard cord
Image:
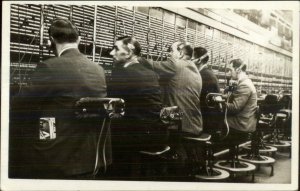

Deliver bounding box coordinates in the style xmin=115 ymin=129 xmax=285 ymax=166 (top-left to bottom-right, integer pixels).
xmin=13 ymin=5 xmax=54 ymax=95
xmin=222 ymin=91 xmax=232 ymax=140
xmin=93 ymin=117 xmax=110 ymax=178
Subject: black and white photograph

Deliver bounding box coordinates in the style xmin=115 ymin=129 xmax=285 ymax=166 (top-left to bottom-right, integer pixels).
xmin=1 ymin=1 xmax=299 ymax=191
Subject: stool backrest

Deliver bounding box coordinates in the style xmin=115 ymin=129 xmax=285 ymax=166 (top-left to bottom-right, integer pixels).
xmin=75 ymin=97 xmax=125 ymax=175
xmin=259 ymin=94 xmax=281 ymax=115
xmin=278 ymin=94 xmax=292 ymax=110
xmin=160 ymin=106 xmax=183 ymax=130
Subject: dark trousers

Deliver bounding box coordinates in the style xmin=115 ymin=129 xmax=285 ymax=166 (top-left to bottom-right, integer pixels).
xmin=221 ymin=128 xmax=249 ymax=160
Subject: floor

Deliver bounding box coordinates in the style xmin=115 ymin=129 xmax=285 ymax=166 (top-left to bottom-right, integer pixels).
xmin=251 ymin=148 xmax=291 ymax=184
xmin=223 ymin=146 xmax=292 ymax=184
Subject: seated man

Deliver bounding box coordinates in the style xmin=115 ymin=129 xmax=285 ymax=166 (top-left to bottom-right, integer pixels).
xmin=224 ymin=58 xmax=257 ymax=146
xmin=10 ymin=18 xmax=107 ymax=179
xmin=141 ymin=40 xmax=203 ymax=177
xmin=192 ymin=47 xmax=220 ymax=136
xmin=108 ymin=36 xmax=166 ymax=178
xmin=145 ymin=40 xmax=203 ymax=136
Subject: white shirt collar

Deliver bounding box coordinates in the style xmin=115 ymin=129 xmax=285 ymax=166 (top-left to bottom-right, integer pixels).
xmin=58 ymin=47 xmax=75 ymax=57
xmin=123 ymin=61 xmax=138 ymax=68
xmin=123 ymin=57 xmax=139 ymax=68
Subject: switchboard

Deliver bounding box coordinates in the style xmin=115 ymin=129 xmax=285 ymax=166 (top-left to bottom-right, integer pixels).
xmin=10 ymin=4 xmax=293 ymax=94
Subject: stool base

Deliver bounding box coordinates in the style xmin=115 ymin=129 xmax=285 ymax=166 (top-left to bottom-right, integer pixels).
xmin=239 ymin=155 xmax=275 ymax=176
xmin=194 ymin=167 xmax=230 ymax=181
xmin=265 ymin=141 xmax=291 ymax=147
xmin=215 ymin=160 xmax=256 ymax=182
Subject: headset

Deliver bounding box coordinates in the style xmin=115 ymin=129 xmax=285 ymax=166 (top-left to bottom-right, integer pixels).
xmin=220 ymin=61 xmax=246 ymax=139
xmin=226 ymin=61 xmax=246 ymax=92
xmin=193 ymin=52 xmax=209 ymax=66
xmin=235 ymin=63 xmax=246 ymax=73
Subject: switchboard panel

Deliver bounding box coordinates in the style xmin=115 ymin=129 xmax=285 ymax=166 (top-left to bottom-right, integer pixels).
xmin=9 ymin=4 xmax=293 ymax=94
xmin=134 ymin=8 xmax=149 ymax=56
xmin=95 ymin=6 xmax=116 ymax=74
xmin=10 ymin=4 xmax=41 ymax=86
xmin=72 ymin=5 xmax=95 ymax=60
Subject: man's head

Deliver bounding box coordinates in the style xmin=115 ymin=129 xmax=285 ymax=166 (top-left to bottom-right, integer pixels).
xmin=192 ymin=46 xmax=209 ymax=65
xmin=227 ymin=58 xmax=246 ymax=80
xmin=110 ymin=36 xmax=141 ymax=64
xmin=48 ymin=18 xmax=80 ymax=56
xmin=169 ymin=40 xmax=193 ymax=60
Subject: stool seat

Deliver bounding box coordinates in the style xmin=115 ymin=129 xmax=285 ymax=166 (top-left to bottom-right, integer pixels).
xmin=182 ymin=132 xmax=230 ymax=181
xmin=243 ymin=144 xmax=277 ymax=153
xmin=215 ymin=160 xmax=256 ymax=173
xmin=139 ymin=146 xmax=170 ymax=156
xmin=276 ymin=113 xmax=287 ymax=118
xmin=259 ymin=120 xmax=271 ymax=125
xmin=183 ymin=133 xmax=211 ymax=142
xmin=239 ymin=155 xmax=275 ymax=164
xmin=260 ymin=116 xmax=272 ymax=120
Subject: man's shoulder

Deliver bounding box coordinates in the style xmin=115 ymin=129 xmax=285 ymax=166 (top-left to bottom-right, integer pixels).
xmin=44 ymin=54 xmax=95 ymax=66
xmin=201 ymin=67 xmax=214 ymax=75
xmin=42 ymin=56 xmax=67 ymax=66
xmin=128 ymin=62 xmax=156 ymax=76
xmin=201 ymin=68 xmax=217 ymax=80
xmin=240 ymin=78 xmax=254 ymax=86
xmin=239 ymin=78 xmax=256 ymax=93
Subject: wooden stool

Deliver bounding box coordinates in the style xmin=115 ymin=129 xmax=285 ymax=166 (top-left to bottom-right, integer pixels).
xmin=239 ymin=132 xmax=275 ymax=176
xmin=183 ymin=133 xmax=230 ymax=181
xmin=265 ymin=112 xmax=291 ymax=149
xmin=139 ymin=145 xmax=171 ymax=180
xmin=139 ymin=106 xmax=183 ymax=180
xmin=214 ymin=143 xmax=256 ymax=182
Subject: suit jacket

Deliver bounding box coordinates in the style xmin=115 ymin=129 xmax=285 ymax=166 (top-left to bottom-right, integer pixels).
xmin=151 ymin=58 xmax=203 ymax=135
xmin=108 ymin=59 xmax=165 ymax=150
xmin=226 ymin=76 xmax=257 ymax=132
xmin=10 ymin=48 xmax=107 ymax=178
xmin=199 ymin=65 xmax=221 ymax=132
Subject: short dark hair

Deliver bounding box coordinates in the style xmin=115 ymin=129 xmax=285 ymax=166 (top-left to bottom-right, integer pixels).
xmin=230 ymin=58 xmax=246 ymax=71
xmin=48 ymin=18 xmax=79 ymax=44
xmin=175 ymin=40 xmax=193 ymax=58
xmin=181 ymin=44 xmax=193 ymax=58
xmin=116 ymin=36 xmax=141 ymax=56
xmin=193 ymin=46 xmax=209 ymax=64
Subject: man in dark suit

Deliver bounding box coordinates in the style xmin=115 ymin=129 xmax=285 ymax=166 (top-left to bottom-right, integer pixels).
xmin=10 ymin=18 xmax=107 ymax=179
xmin=108 ymin=36 xmax=165 ymax=179
xmin=193 ymin=47 xmax=220 ymax=135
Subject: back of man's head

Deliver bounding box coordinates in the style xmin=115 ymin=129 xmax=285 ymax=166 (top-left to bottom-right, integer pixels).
xmin=230 ymin=58 xmax=246 ymax=72
xmin=181 ymin=44 xmax=193 ymax=59
xmin=48 ymin=18 xmax=79 ymax=44
xmin=174 ymin=40 xmax=193 ymax=60
xmin=116 ymin=36 xmax=141 ymax=56
xmin=193 ymin=46 xmax=209 ymax=64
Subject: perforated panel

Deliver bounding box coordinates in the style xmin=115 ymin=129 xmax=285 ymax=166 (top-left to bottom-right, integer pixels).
xmin=116 ymin=7 xmax=134 ymax=38
xmin=95 ymin=6 xmax=116 ymax=73
xmin=134 ymin=10 xmax=149 ymax=56
xmin=42 ymin=5 xmax=71 ymax=59
xmin=9 ymin=4 xmax=292 ymax=93
xmin=10 ymin=4 xmax=41 ymax=85
xmin=71 ymin=5 xmax=95 ymax=59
